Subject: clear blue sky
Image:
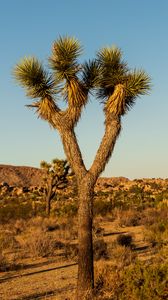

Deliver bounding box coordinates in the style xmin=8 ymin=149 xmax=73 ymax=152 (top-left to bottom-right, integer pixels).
xmin=0 ymin=0 xmax=168 ymax=179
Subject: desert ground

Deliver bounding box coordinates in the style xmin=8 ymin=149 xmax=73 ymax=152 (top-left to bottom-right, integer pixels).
xmin=0 ymin=165 xmax=168 ymax=299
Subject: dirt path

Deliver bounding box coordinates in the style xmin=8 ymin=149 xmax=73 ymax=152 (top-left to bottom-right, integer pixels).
xmin=0 ymin=261 xmax=77 ymax=300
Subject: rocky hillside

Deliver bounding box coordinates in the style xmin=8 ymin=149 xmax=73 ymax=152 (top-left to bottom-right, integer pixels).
xmin=0 ymin=164 xmax=167 ymax=192
xmin=0 ymin=164 xmax=44 ymax=187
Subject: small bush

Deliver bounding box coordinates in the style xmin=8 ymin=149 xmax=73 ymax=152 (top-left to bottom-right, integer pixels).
xmin=144 ymin=222 xmax=168 ymax=248
xmin=116 ymin=209 xmax=141 ymax=227
xmin=56 ymin=202 xmax=78 ymax=217
xmin=108 ymin=244 xmax=136 ymax=268
xmin=0 ymin=198 xmax=33 ymax=223
xmin=116 ymin=234 xmax=133 ymax=248
xmin=94 ymin=239 xmax=108 ymax=260
xmin=64 ymin=243 xmax=78 ymax=260
xmin=0 ymin=251 xmax=7 ymax=271
xmin=20 ymin=228 xmax=55 ymax=258
xmin=0 ymin=231 xmax=18 ymax=251
xmin=94 ymin=199 xmax=112 ymax=216
xmin=94 ymin=260 xmax=168 ymax=300
xmin=14 ymin=219 xmax=27 ymax=234
xmin=141 ymin=207 xmax=168 ymax=226
xmin=93 ymin=226 xmax=105 ymax=238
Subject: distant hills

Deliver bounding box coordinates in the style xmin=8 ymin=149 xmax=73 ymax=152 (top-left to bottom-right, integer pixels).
xmin=0 ymin=164 xmax=130 ymax=187
xmin=0 ymin=164 xmax=167 ymax=189
xmin=0 ymin=164 xmax=44 ymax=187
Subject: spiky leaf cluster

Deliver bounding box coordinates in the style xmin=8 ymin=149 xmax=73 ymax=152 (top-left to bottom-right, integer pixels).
xmin=41 ymin=158 xmax=71 ymax=189
xmin=96 ymin=47 xmax=128 ymax=100
xmin=125 ymin=69 xmax=151 ymax=97
xmin=13 ymin=37 xmax=151 ymax=120
xmin=81 ymin=60 xmax=100 ymax=91
xmin=95 ymin=46 xmax=151 ymax=115
xmin=13 ymin=57 xmax=56 ymax=99
xmin=40 ymin=160 xmax=51 ymax=170
xmin=122 ymin=70 xmax=151 ymax=114
xmin=49 ymin=36 xmax=82 ymax=81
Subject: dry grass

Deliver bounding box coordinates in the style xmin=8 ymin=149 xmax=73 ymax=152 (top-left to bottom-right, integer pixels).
xmin=19 ymin=228 xmax=56 ymax=258
xmin=114 ymin=208 xmax=141 ymax=227
xmin=0 ymin=200 xmax=167 ymax=299
xmin=94 ymin=257 xmax=168 ymax=300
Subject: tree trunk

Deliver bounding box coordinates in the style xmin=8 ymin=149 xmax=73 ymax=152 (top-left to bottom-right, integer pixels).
xmin=59 ymin=116 xmax=121 ymax=299
xmin=77 ymin=176 xmax=95 ymax=300
xmin=46 ymin=184 xmax=52 ymax=216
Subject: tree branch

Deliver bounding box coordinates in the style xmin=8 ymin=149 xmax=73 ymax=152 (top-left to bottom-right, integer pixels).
xmin=89 ymin=114 xmax=121 ymax=182
xmin=60 ymin=129 xmax=87 ymax=181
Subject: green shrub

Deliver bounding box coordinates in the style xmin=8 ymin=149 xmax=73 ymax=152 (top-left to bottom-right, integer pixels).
xmin=144 ymin=221 xmax=168 ymax=248
xmin=95 ymin=260 xmax=168 ymax=300
xmin=94 ymin=199 xmax=112 ymax=216
xmin=118 ymin=261 xmax=168 ymax=300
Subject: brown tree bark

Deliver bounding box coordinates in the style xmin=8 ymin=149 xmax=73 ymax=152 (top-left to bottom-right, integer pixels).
xmin=45 ymin=186 xmax=52 ymax=216
xmin=59 ymin=115 xmax=121 ymax=299
xmin=77 ymin=175 xmax=95 ymax=299
xmin=45 ymin=179 xmax=53 ymax=216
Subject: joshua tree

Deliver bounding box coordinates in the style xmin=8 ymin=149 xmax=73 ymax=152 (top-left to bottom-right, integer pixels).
xmin=13 ymin=36 xmax=151 ymax=299
xmin=40 ymin=158 xmax=70 ymax=216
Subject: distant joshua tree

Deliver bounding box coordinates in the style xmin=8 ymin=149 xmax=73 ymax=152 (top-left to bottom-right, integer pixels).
xmin=13 ymin=36 xmax=151 ymax=299
xmin=40 ymin=158 xmax=70 ymax=216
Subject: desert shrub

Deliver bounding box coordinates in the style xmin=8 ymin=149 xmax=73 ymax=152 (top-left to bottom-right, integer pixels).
xmin=94 ymin=262 xmax=121 ymax=299
xmin=57 ymin=217 xmax=78 ymax=240
xmin=142 ymin=207 xmax=168 ymax=249
xmin=94 ymin=199 xmax=112 ymax=216
xmin=45 ymin=223 xmax=60 ymax=231
xmin=108 ymin=244 xmax=136 ymax=268
xmin=94 ymin=260 xmax=168 ymax=300
xmin=56 ymin=202 xmax=78 ymax=217
xmin=0 ymin=252 xmax=20 ymax=272
xmin=115 ymin=209 xmax=142 ymax=227
xmin=0 ymin=198 xmax=33 ymax=223
xmin=13 ymin=219 xmax=27 ymax=234
xmin=94 ymin=239 xmax=108 ymax=260
xmin=26 ymin=216 xmax=60 ymax=233
xmin=18 ymin=216 xmax=78 ymax=258
xmin=27 ymin=216 xmax=45 ymax=228
xmin=54 ymin=240 xmax=65 ymax=249
xmin=64 ymin=242 xmax=78 ymax=260
xmin=93 ymin=225 xmax=105 ymax=238
xmin=157 ymin=199 xmax=168 ymax=209
xmin=141 ymin=207 xmax=168 ymax=226
xmin=117 ymin=261 xmax=168 ymax=300
xmin=0 ymin=231 xmax=18 ymax=251
xmin=116 ymin=234 xmax=133 ymax=248
xmin=0 ymin=251 xmax=7 ymax=271
xmin=144 ymin=221 xmax=168 ymax=248
xmin=19 ymin=228 xmax=55 ymax=258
